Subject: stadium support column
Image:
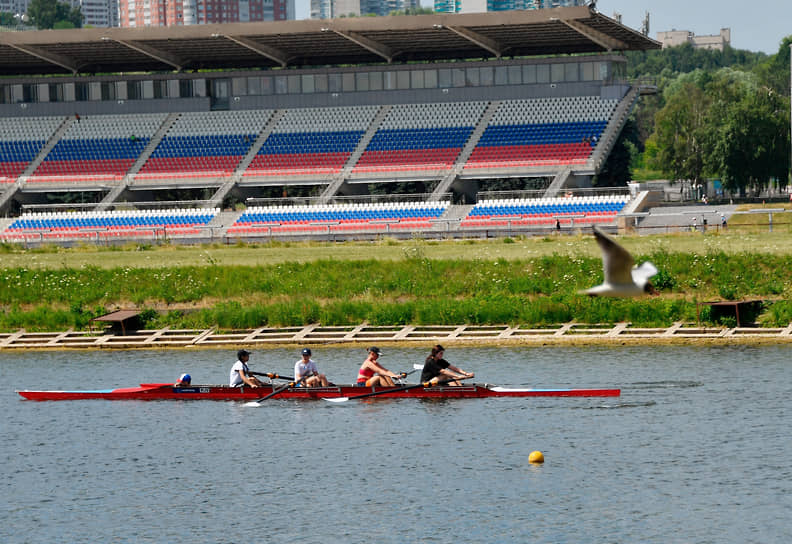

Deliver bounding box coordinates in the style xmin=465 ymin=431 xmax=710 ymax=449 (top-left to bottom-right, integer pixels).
xmin=789 ymin=44 xmax=791 ymax=187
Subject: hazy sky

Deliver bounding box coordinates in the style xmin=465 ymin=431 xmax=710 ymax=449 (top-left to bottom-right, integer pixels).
xmin=296 ymin=1 xmax=790 ymax=55
xmin=599 ymin=0 xmax=790 ymax=54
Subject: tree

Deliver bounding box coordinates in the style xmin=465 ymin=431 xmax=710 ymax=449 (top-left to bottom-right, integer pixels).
xmin=649 ymin=81 xmax=711 ymax=186
xmin=712 ymin=88 xmax=790 ymax=193
xmin=389 ymin=7 xmax=435 ymax=15
xmin=27 ymin=0 xmax=81 ymax=29
xmin=0 ymin=12 xmax=17 ymax=26
xmin=594 ymin=118 xmax=638 ymax=186
xmin=754 ymin=35 xmax=792 ymax=96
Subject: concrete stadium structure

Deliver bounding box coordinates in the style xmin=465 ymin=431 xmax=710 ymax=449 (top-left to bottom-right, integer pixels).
xmin=0 ymin=7 xmax=661 ymax=244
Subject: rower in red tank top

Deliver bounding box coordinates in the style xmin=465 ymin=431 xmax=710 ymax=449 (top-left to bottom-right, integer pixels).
xmin=356 ymin=346 xmax=402 ymax=387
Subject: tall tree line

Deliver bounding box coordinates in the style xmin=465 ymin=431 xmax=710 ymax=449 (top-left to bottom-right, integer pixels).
xmin=25 ymin=0 xmax=82 ymax=29
xmin=625 ymin=39 xmax=791 ymax=193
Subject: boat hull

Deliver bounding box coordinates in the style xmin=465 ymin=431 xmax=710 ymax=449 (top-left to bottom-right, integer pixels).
xmin=17 ymin=383 xmax=620 ymax=401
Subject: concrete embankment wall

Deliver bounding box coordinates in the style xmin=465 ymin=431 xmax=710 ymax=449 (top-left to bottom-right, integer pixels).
xmin=3 ymin=322 xmax=792 ymax=350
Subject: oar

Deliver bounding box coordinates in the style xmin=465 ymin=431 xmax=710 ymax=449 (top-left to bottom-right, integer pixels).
xmin=393 ymin=368 xmax=418 ymax=383
xmin=244 ymin=376 xmax=305 ymax=407
xmin=323 ymin=376 xmax=468 ymax=404
xmin=249 ymin=371 xmax=294 ymax=381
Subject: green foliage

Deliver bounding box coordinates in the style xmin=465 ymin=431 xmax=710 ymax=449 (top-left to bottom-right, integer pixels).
xmin=650 ymin=81 xmax=711 ymax=183
xmin=26 ymin=0 xmax=81 ymax=29
xmin=647 ymin=65 xmax=790 ymax=193
xmin=626 ymin=44 xmax=767 ymax=80
xmin=711 ymin=87 xmax=790 ymax=192
xmin=594 ymin=118 xmax=637 ymax=186
xmin=759 ymin=300 xmax=792 ymax=326
xmin=754 ymin=36 xmax=792 ymax=95
xmin=0 ymin=11 xmax=17 ymax=25
xmin=389 ymin=7 xmax=434 ymax=15
xmin=3 ymin=250 xmax=792 ymax=330
xmin=718 ymin=316 xmax=738 ymax=328
xmin=628 ymin=38 xmax=791 ymax=192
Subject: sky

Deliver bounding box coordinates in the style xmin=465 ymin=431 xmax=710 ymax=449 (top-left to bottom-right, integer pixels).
xmin=598 ymin=0 xmax=790 ymax=54
xmin=296 ymin=0 xmax=791 ymax=55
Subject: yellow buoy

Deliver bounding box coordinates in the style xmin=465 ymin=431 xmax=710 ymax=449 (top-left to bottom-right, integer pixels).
xmin=529 ymin=450 xmax=544 ymax=464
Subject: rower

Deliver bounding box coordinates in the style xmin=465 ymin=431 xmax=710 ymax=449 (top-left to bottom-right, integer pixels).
xmin=230 ymin=349 xmax=266 ymax=388
xmin=294 ymin=348 xmax=329 ymax=387
xmin=357 ymin=346 xmax=401 ymax=387
xmin=420 ymin=344 xmax=473 ymax=386
xmin=174 ymin=373 xmax=191 ymax=387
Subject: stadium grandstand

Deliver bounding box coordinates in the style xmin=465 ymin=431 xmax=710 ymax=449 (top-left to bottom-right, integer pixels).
xmin=0 ymin=7 xmax=660 ymax=244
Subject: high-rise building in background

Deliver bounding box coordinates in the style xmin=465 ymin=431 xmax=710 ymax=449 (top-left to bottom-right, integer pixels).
xmin=76 ymin=0 xmax=119 ymax=27
xmin=118 ymin=0 xmax=294 ymax=27
xmin=3 ymin=0 xmax=296 ymax=27
xmin=310 ymin=0 xmax=419 ymax=19
xmin=0 ymin=0 xmax=28 ymax=18
xmin=436 ymin=0 xmax=585 ymax=14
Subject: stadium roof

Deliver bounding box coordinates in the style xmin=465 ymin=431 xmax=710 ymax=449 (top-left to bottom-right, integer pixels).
xmin=0 ymin=6 xmax=660 ymax=77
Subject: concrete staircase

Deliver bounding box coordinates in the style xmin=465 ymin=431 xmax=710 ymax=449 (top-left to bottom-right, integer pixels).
xmin=206 ymin=109 xmax=285 ymax=209
xmin=94 ymin=113 xmax=180 ymax=211
xmin=319 ymin=104 xmax=392 ymax=203
xmin=0 ymin=177 xmax=25 ymax=214
xmin=126 ymin=112 xmax=180 ymax=178
xmin=21 ymin=115 xmax=73 ymax=178
xmin=588 ymin=86 xmax=640 ymax=173
xmin=0 ymin=116 xmax=74 ymax=213
xmin=430 ymin=100 xmax=500 ymax=201
xmin=543 ymin=168 xmax=573 ymax=198
xmin=95 ymin=178 xmax=130 ymax=211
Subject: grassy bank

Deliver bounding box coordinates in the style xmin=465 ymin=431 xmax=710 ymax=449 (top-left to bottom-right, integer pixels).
xmin=4 ymin=230 xmax=792 ymax=268
xmin=2 ymin=233 xmax=792 ymax=331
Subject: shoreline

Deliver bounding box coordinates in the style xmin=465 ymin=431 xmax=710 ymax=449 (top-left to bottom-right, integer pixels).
xmin=3 ymin=322 xmax=792 ymax=351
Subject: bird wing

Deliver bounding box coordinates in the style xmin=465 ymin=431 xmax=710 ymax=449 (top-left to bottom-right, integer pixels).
xmin=593 ymin=226 xmax=634 ymax=285
xmin=631 ymin=261 xmax=658 ymax=286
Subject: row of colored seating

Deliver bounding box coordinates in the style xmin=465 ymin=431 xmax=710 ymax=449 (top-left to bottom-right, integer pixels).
xmin=228 ymin=202 xmax=449 ymax=234
xmin=461 ymin=196 xmax=629 ymax=227
xmin=3 ymin=209 xmax=219 ymax=237
xmin=1 ymin=96 xmax=620 ymax=183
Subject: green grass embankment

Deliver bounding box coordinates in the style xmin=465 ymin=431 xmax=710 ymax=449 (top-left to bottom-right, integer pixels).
xmin=2 ymin=233 xmax=792 ymax=331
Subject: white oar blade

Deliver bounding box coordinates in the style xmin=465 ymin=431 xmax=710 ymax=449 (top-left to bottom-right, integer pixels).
xmin=243 ymin=401 xmax=263 ymax=407
xmin=322 ymin=397 xmax=350 ymax=403
xmin=413 ymin=364 xmax=424 ymax=370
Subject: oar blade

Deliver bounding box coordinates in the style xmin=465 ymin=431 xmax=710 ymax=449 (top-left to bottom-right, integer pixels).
xmin=243 ymin=400 xmax=263 ymax=407
xmin=322 ymin=397 xmax=350 ymax=404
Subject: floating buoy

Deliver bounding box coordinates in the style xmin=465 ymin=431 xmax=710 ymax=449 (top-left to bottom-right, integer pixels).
xmin=529 ymin=450 xmax=544 ymax=464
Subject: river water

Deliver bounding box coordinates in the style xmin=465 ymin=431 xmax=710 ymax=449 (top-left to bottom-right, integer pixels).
xmin=2 ymin=345 xmax=790 ymax=543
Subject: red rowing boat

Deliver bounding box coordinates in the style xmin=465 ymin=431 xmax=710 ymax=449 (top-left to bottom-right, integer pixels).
xmin=17 ymin=383 xmax=620 ymax=401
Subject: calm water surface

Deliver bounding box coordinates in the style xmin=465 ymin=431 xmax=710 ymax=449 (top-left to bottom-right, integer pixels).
xmin=2 ymin=345 xmax=791 ymax=543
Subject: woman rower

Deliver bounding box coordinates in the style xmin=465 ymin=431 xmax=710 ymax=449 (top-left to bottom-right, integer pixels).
xmin=420 ymin=344 xmax=473 ymax=386
xmin=356 ymin=347 xmax=401 ymax=387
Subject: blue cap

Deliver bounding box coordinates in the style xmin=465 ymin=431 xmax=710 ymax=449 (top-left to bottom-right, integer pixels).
xmin=179 ymin=373 xmax=191 ymax=384
xmin=302 ymin=348 xmax=311 ymax=356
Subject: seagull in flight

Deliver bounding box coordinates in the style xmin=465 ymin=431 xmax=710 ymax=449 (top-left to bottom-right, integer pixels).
xmin=583 ymin=226 xmax=658 ymax=297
